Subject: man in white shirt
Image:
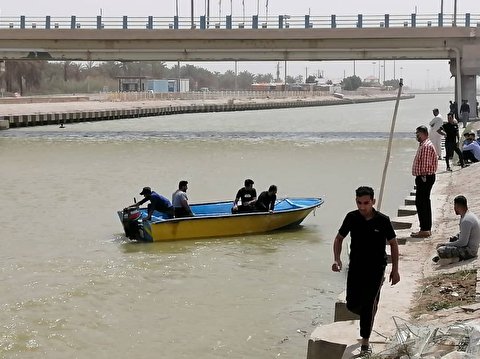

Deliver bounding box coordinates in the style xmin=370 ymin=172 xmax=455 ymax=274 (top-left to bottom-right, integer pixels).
xmin=429 ymin=108 xmax=444 ymax=160
xmin=172 ymin=180 xmax=194 ymax=218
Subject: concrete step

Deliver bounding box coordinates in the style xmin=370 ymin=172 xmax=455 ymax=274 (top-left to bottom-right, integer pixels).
xmin=391 ymin=220 xmax=413 ymax=230
xmin=404 ymin=196 xmax=416 ymax=206
xmin=397 ymin=205 xmax=417 ymax=217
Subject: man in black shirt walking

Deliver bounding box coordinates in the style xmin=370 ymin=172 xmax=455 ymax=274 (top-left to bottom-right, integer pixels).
xmin=438 ymin=112 xmax=466 ymax=171
xmin=332 ymin=186 xmax=400 ymax=356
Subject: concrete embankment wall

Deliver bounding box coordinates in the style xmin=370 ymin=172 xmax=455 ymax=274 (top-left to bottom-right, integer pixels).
xmin=0 ymin=95 xmax=414 ymax=129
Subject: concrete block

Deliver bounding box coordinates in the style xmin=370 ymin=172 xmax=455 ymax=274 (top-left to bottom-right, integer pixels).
xmin=307 ymin=338 xmax=346 ymax=359
xmin=334 ymin=301 xmax=360 ymax=322
xmin=397 ymin=205 xmax=417 ymax=217
xmin=308 ymin=321 xmax=360 ymax=359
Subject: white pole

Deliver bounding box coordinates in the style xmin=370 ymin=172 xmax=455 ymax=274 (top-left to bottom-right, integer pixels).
xmin=377 ymin=79 xmax=404 ymax=211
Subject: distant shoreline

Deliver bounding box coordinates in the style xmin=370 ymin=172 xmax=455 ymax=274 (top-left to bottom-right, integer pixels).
xmin=0 ymin=92 xmax=415 ymax=129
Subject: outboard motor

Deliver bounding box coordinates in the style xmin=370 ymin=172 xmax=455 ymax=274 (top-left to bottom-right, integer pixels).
xmin=121 ymin=207 xmax=142 ymax=240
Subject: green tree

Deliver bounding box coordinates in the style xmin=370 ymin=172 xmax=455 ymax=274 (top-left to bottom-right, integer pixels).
xmin=341 ymin=75 xmax=362 ymax=91
xmin=254 ymin=73 xmax=273 ymax=83
xmin=237 ymin=70 xmax=255 ymax=90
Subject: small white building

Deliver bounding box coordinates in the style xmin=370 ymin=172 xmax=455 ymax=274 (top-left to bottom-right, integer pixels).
xmin=146 ymin=79 xmax=190 ymax=93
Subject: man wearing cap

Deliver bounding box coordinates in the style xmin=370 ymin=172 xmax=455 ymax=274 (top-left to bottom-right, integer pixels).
xmin=232 ymin=179 xmax=257 ymax=213
xmin=462 ymin=131 xmax=480 ymax=163
xmin=128 ymin=187 xmax=173 ymax=220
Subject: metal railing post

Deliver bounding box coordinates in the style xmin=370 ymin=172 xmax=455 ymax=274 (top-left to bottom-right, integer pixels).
xmin=45 ymin=16 xmax=51 ymax=29
xmin=357 ymin=14 xmax=363 ymax=28
xmin=411 ymin=13 xmax=416 ymax=27
xmin=20 ymin=16 xmax=26 ymax=29
xmin=466 ymin=13 xmax=471 ymax=27
xmin=252 ymin=15 xmax=258 ymax=29
xmin=97 ymin=15 xmax=102 ymax=29
xmin=279 ymin=15 xmax=283 ymax=29
xmin=123 ymin=16 xmax=128 ymax=29
xmin=174 ymin=15 xmax=179 ymax=29
xmin=438 ymin=13 xmax=443 ymax=27
xmin=330 ymin=15 xmax=336 ymax=28
xmin=384 ymin=14 xmax=389 ymax=28
xmin=200 ymin=15 xmax=206 ymax=29
xmin=226 ymin=15 xmax=232 ymax=29
xmin=147 ymin=16 xmax=153 ymax=29
xmin=71 ymin=16 xmax=76 ymax=29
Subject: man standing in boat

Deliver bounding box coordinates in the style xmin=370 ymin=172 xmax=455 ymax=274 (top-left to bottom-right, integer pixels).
xmin=172 ymin=180 xmax=194 ymax=218
xmin=232 ymin=179 xmax=257 ymax=213
xmin=332 ymin=186 xmax=400 ymax=357
xmin=128 ymin=186 xmax=173 ymax=220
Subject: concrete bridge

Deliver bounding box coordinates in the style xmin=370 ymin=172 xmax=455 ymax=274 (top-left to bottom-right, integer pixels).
xmin=0 ymin=13 xmax=479 ymax=113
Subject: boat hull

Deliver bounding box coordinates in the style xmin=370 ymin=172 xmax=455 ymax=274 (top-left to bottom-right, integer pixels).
xmin=118 ymin=197 xmax=322 ymax=242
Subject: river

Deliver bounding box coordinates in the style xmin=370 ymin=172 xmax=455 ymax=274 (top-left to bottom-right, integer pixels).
xmin=0 ymin=93 xmax=453 ymax=358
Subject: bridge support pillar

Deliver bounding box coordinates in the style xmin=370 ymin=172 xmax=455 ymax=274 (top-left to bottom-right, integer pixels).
xmin=461 ymin=44 xmax=480 ymax=118
xmin=461 ymin=75 xmax=477 ymax=119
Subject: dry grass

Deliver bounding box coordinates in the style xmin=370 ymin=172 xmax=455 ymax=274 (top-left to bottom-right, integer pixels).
xmin=410 ymin=269 xmax=477 ymax=318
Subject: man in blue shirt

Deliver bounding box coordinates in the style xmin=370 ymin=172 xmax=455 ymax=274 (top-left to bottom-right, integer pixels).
xmin=128 ymin=186 xmax=173 ymax=220
xmin=462 ymin=131 xmax=480 ymax=163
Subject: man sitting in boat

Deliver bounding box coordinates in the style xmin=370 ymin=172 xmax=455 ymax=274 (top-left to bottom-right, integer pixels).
xmin=232 ymin=178 xmax=257 ymax=214
xmin=255 ymin=185 xmax=277 ymax=212
xmin=172 ymin=180 xmax=194 ymax=218
xmin=127 ymin=187 xmax=173 ymax=220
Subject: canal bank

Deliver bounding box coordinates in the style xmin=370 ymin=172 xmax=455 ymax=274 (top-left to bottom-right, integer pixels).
xmin=0 ymin=93 xmax=414 ymax=129
xmin=308 ymin=123 xmax=480 ymax=358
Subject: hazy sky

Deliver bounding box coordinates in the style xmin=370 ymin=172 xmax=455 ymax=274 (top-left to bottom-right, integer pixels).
xmin=1 ymin=1 xmax=479 ymax=89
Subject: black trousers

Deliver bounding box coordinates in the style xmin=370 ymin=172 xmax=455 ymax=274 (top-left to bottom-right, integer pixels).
xmin=415 ymin=174 xmax=435 ymax=231
xmin=463 ymin=150 xmax=479 ymax=163
xmin=174 ymin=207 xmax=193 ymax=218
xmin=445 ymin=142 xmax=464 ymax=168
xmin=148 ymin=204 xmax=174 ymax=219
xmin=346 ymin=265 xmax=386 ymax=339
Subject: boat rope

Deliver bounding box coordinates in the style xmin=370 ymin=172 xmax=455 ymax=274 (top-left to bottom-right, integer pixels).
xmin=377 ymin=79 xmax=404 ymax=211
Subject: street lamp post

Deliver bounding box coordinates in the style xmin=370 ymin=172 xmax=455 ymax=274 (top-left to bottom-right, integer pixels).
xmin=191 ymin=0 xmax=194 ymax=29
xmin=453 ymin=0 xmax=457 ymax=26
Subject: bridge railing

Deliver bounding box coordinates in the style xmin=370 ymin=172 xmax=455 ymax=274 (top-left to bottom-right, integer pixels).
xmin=0 ymin=13 xmax=478 ymax=30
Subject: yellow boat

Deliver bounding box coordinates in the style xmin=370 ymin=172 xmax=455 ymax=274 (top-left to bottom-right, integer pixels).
xmin=118 ymin=197 xmax=323 ymax=242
